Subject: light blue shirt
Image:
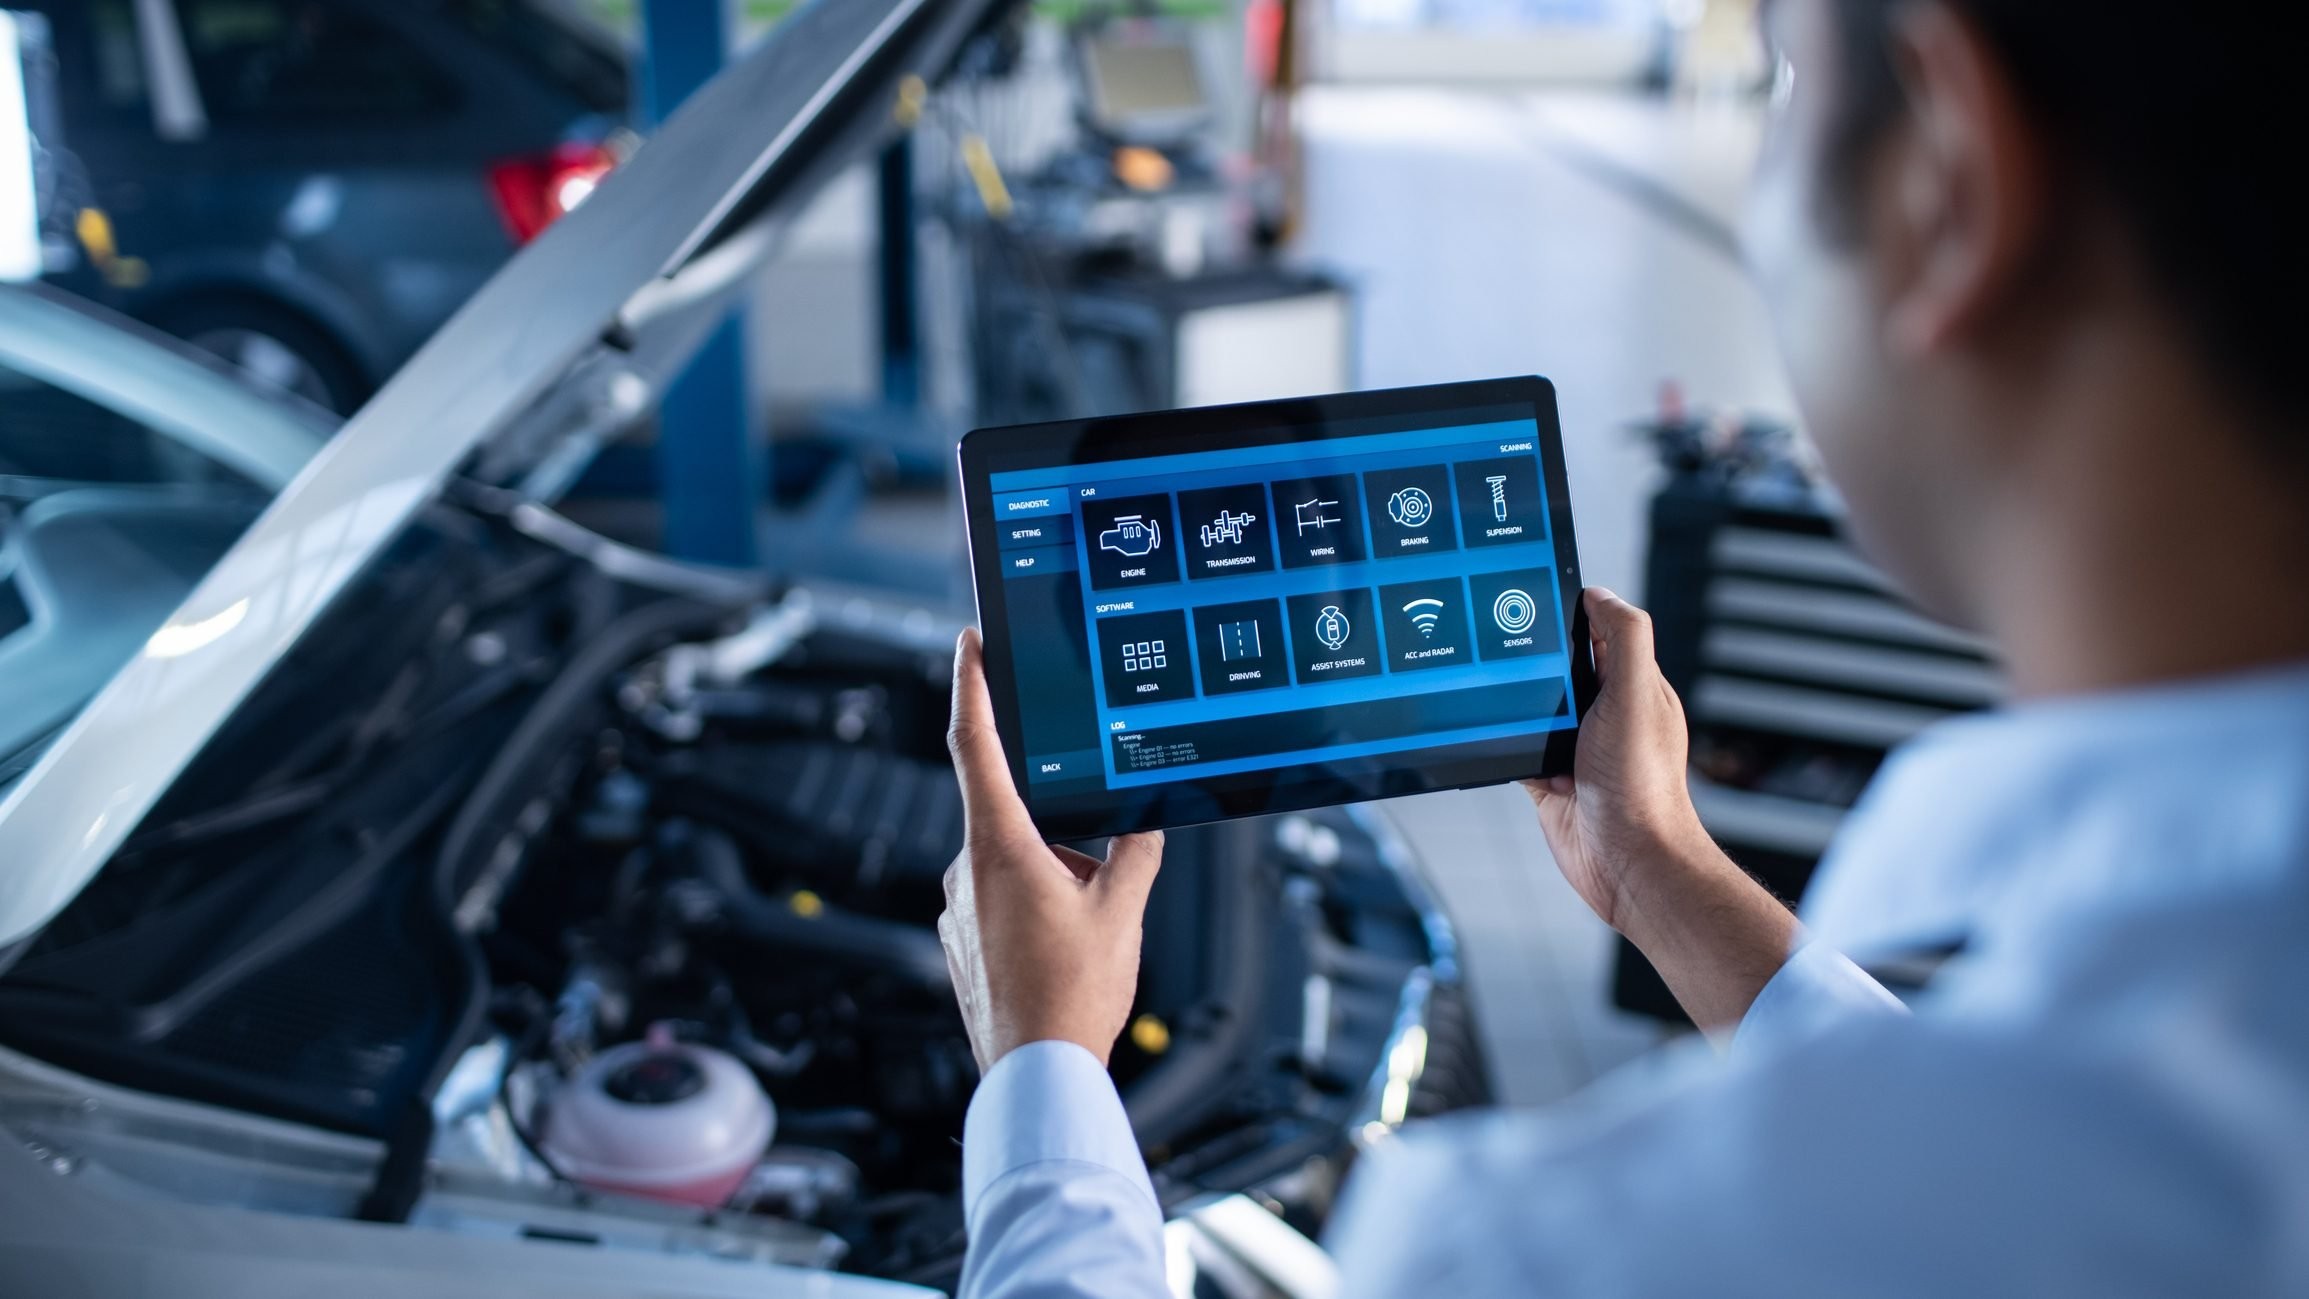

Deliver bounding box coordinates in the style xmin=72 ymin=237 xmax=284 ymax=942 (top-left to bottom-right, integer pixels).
xmin=959 ymin=663 xmax=2309 ymax=1296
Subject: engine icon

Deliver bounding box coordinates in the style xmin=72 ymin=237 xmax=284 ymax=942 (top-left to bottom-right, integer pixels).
xmin=1312 ymin=605 xmax=1352 ymax=652
xmin=1200 ymin=509 xmax=1258 ymax=548
xmin=1098 ymin=514 xmax=1162 ymax=557
xmin=1387 ymin=487 xmax=1434 ymax=529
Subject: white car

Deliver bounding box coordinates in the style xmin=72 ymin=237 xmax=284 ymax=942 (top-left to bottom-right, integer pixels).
xmin=0 ymin=4 xmax=1483 ymax=1295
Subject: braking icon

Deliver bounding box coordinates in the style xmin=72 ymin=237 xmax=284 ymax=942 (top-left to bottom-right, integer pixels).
xmin=1098 ymin=514 xmax=1162 ymax=557
xmin=1387 ymin=487 xmax=1434 ymax=529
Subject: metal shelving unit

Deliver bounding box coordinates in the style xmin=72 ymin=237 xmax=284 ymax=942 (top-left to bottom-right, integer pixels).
xmin=1617 ymin=455 xmax=2002 ymax=1023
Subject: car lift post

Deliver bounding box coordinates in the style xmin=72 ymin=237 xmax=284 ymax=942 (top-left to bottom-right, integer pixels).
xmin=641 ymin=0 xmax=760 ymax=566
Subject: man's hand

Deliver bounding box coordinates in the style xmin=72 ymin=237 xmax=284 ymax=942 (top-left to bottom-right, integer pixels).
xmin=1522 ymin=589 xmax=1797 ymax=1037
xmin=939 ymin=628 xmax=1164 ymax=1070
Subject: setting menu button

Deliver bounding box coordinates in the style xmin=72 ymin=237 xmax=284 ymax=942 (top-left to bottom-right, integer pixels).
xmin=999 ymin=515 xmax=1075 ymax=550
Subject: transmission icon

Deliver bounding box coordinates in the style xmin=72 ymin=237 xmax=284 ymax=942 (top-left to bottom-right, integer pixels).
xmin=1200 ymin=509 xmax=1258 ymax=548
xmin=1312 ymin=604 xmax=1352 ymax=653
xmin=1387 ymin=486 xmax=1434 ymax=529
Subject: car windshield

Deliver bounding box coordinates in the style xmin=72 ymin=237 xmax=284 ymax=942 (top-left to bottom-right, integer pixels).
xmin=439 ymin=0 xmax=629 ymax=114
xmin=0 ymin=301 xmax=319 ymax=791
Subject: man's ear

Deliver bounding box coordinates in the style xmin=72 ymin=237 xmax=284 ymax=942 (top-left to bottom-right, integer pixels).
xmin=1878 ymin=0 xmax=2050 ymax=358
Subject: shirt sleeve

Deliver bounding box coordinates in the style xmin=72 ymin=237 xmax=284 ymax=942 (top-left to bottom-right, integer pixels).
xmin=1732 ymin=936 xmax=1908 ymax=1059
xmin=957 ymin=1040 xmax=1169 ymax=1299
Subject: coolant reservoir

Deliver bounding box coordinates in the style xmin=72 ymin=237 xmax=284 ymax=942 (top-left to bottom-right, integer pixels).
xmin=541 ymin=1029 xmax=774 ymax=1207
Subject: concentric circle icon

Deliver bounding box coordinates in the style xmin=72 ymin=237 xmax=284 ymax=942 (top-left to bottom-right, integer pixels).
xmin=1492 ymin=588 xmax=1538 ymax=636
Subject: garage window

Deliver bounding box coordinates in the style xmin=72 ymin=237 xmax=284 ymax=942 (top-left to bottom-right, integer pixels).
xmin=172 ymin=0 xmax=458 ymax=121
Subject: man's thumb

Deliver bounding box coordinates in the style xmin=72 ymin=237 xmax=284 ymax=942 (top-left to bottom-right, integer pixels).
xmin=1096 ymin=830 xmax=1165 ymax=908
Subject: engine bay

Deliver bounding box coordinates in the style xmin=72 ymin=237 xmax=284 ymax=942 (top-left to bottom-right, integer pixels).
xmin=0 ymin=503 xmax=1485 ymax=1288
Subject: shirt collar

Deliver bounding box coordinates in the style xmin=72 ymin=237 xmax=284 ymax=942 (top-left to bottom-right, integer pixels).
xmin=1800 ymin=660 xmax=2309 ymax=963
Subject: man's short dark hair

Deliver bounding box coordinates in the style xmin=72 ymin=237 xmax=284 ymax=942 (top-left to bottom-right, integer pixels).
xmin=1826 ymin=3 xmax=2303 ymax=460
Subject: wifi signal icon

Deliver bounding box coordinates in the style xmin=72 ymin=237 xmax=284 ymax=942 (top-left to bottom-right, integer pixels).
xmin=1402 ymin=598 xmax=1447 ymax=639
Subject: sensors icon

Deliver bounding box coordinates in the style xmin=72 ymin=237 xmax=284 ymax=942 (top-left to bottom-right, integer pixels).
xmin=1098 ymin=514 xmax=1162 ymax=558
xmin=1492 ymin=588 xmax=1537 ymax=636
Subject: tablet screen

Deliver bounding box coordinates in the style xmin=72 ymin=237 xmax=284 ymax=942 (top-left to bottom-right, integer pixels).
xmin=962 ymin=378 xmax=1589 ymax=837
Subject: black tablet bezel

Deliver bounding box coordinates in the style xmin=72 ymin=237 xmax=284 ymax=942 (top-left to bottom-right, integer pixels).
xmin=958 ymin=376 xmax=1598 ymax=841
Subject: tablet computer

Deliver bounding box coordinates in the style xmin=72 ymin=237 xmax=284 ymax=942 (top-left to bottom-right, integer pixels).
xmin=958 ymin=377 xmax=1596 ymax=840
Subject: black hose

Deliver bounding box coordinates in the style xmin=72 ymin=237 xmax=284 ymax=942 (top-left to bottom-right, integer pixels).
xmin=684 ymin=825 xmax=952 ymax=994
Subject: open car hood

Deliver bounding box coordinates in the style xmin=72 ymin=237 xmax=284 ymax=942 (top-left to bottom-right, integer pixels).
xmin=0 ymin=0 xmax=1012 ymax=951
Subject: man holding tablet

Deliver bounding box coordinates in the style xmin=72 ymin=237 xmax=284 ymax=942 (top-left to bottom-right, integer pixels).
xmin=940 ymin=0 xmax=2309 ymax=1294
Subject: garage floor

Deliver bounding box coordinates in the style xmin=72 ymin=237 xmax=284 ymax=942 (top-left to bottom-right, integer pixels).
xmin=1294 ymin=86 xmax=1795 ymax=1105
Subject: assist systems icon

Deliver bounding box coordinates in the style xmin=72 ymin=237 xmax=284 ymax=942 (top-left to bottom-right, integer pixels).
xmin=1312 ymin=604 xmax=1352 ymax=652
xmin=1387 ymin=486 xmax=1434 ymax=529
xmin=1098 ymin=514 xmax=1162 ymax=557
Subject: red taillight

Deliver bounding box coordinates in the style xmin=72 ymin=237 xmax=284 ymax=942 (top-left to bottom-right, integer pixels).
xmin=488 ymin=141 xmax=617 ymax=244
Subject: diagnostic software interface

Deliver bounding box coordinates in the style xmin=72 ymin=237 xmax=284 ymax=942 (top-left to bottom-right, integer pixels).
xmin=987 ymin=414 xmax=1579 ymax=801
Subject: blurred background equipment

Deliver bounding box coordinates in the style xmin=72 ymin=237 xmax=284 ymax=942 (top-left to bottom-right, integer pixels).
xmin=20 ymin=0 xmax=629 ymax=411
xmin=1619 ymin=390 xmax=2001 ymax=1021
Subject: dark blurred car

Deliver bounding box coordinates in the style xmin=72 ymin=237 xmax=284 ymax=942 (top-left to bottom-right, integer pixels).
xmin=26 ymin=0 xmax=627 ymax=412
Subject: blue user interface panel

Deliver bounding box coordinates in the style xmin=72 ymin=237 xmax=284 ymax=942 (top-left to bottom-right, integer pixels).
xmin=987 ymin=416 xmax=1578 ymax=801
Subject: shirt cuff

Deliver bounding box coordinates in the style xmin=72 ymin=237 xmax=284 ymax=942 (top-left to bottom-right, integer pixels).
xmin=1734 ymin=937 xmax=1909 ymax=1058
xmin=963 ymin=1040 xmax=1160 ymax=1217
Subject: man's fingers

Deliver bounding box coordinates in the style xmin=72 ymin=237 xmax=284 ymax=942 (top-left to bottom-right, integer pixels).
xmin=1584 ymin=588 xmax=1656 ymax=688
xmin=1094 ymin=830 xmax=1165 ymax=908
xmin=1051 ymin=844 xmax=1103 ymax=883
xmin=948 ymin=629 xmax=1034 ymax=835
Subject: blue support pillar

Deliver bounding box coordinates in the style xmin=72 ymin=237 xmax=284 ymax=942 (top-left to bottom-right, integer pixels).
xmin=876 ymin=138 xmax=922 ymax=407
xmin=642 ymin=0 xmax=758 ymax=565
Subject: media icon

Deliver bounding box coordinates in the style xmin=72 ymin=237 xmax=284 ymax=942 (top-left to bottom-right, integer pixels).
xmin=1122 ymin=640 xmax=1168 ymax=672
xmin=1294 ymin=497 xmax=1342 ymax=535
xmin=1485 ymin=475 xmax=1509 ymax=523
xmin=1098 ymin=514 xmax=1162 ymax=558
xmin=1200 ymin=509 xmax=1258 ymax=548
xmin=1491 ymin=588 xmax=1537 ymax=636
xmin=1402 ymin=597 xmax=1446 ymax=639
xmin=1313 ymin=604 xmax=1352 ymax=653
xmin=1387 ymin=487 xmax=1435 ymax=529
